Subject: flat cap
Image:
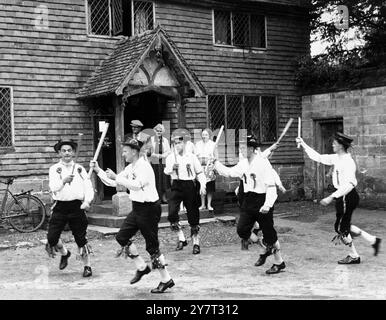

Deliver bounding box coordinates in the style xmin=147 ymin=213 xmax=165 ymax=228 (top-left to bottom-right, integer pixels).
xmin=130 ymin=120 xmax=144 ymax=127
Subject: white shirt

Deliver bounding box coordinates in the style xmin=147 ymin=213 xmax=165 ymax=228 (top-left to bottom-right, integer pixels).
xmin=164 ymin=151 xmax=207 ymax=186
xmin=215 ymin=156 xmax=278 ymax=208
xmin=195 ymin=140 xmax=218 ymax=164
xmin=49 ymin=161 xmax=94 ymax=203
xmin=97 ymin=157 xmax=159 ymax=203
xmin=303 ymin=145 xmax=357 ymax=198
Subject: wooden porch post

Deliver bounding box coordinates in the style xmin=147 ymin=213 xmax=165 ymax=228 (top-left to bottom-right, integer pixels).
xmin=111 ymin=96 xmax=131 ymax=216
xmin=175 ymin=93 xmax=186 ymax=128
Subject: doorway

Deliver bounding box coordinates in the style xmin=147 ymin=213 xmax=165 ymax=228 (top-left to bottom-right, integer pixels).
xmin=314 ymin=118 xmax=343 ymax=198
xmin=124 ymin=91 xmax=169 ymax=136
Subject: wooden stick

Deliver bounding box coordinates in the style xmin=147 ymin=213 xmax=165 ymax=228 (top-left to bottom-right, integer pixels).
xmin=205 ymin=125 xmax=224 ymax=178
xmin=277 ymin=118 xmax=294 ymax=144
xmin=297 ymin=117 xmax=301 ymax=148
xmin=88 ymin=123 xmax=109 ymax=178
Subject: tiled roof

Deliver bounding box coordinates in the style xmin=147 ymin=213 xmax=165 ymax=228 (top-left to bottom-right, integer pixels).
xmin=78 ymin=26 xmax=205 ymax=99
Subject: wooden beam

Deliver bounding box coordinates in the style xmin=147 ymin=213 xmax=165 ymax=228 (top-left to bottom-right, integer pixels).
xmin=175 ymin=94 xmax=186 ymax=128
xmin=113 ymin=96 xmax=126 ymax=192
xmin=122 ymin=85 xmax=178 ymax=100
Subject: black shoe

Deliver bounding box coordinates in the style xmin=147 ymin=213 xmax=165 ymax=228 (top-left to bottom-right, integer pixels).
xmin=59 ymin=250 xmax=71 ymax=270
xmin=150 ymin=279 xmax=175 ymax=294
xmin=192 ymin=244 xmax=200 ymax=255
xmin=266 ymin=262 xmax=286 ymax=274
xmin=338 ymin=255 xmax=361 ymax=264
xmin=83 ymin=266 xmax=92 ymax=277
xmin=176 ymin=240 xmax=188 ymax=251
xmin=254 ymin=252 xmax=270 ymax=267
xmin=372 ymin=238 xmax=381 ymax=256
xmin=130 ymin=265 xmax=151 ymax=284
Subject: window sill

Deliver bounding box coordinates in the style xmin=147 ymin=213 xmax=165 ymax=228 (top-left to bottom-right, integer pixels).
xmin=0 ymin=147 xmax=15 ymax=155
xmin=87 ymin=34 xmax=127 ymax=41
xmin=213 ymin=44 xmax=267 ymax=54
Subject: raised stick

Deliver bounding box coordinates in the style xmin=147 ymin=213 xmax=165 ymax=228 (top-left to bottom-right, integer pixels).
xmin=88 ymin=123 xmax=110 ymax=178
xmin=277 ymin=118 xmax=294 ymax=144
xmin=297 ymin=117 xmax=301 ymax=148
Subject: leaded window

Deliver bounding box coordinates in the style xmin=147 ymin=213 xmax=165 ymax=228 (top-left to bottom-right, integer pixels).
xmin=0 ymin=87 xmax=13 ymax=149
xmin=87 ymin=0 xmax=154 ymax=37
xmin=213 ymin=10 xmax=266 ymax=48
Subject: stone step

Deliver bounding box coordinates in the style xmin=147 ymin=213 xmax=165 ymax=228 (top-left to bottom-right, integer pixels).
xmin=87 ymin=208 xmax=215 ymax=228
xmin=91 ymin=202 xmax=169 ymax=215
xmin=88 ymin=215 xmax=237 ymax=236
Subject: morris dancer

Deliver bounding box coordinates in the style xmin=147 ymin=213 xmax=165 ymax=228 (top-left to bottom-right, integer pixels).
xmin=46 ymin=139 xmax=94 ymax=277
xmin=90 ymin=138 xmax=174 ymax=293
xmin=209 ymin=135 xmax=286 ymax=274
xmin=296 ymin=133 xmax=381 ymax=264
xmin=164 ymin=133 xmax=207 ymax=254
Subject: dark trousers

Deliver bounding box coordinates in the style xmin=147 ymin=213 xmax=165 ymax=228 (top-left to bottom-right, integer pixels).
xmin=335 ymin=188 xmax=359 ymax=235
xmin=168 ymin=180 xmax=200 ymax=226
xmin=116 ymin=201 xmax=161 ymax=256
xmin=238 ymin=192 xmax=278 ymax=246
xmin=47 ymin=200 xmax=88 ymax=248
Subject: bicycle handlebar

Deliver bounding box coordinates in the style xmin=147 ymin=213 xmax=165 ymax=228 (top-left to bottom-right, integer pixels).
xmin=0 ymin=177 xmax=15 ymax=185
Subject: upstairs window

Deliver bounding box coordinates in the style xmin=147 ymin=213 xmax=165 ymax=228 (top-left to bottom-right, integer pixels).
xmin=0 ymin=87 xmax=14 ymax=150
xmin=87 ymin=0 xmax=154 ymax=37
xmin=213 ymin=10 xmax=266 ymax=48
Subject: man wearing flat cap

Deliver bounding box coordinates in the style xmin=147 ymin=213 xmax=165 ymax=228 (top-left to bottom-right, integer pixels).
xmin=208 ymin=135 xmax=286 ymax=275
xmin=89 ymin=138 xmax=175 ymax=294
xmin=46 ymin=138 xmax=94 ymax=277
xmin=164 ymin=131 xmax=207 ymax=255
xmin=297 ymin=132 xmax=381 ymax=264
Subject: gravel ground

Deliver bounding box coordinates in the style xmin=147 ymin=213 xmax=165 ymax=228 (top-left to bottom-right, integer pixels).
xmin=0 ymin=200 xmax=385 ymax=301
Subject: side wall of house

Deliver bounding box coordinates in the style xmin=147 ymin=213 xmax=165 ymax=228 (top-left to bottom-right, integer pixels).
xmin=0 ymin=0 xmax=119 ymax=201
xmin=156 ymin=1 xmax=309 ymax=198
xmin=302 ymin=86 xmax=386 ymax=208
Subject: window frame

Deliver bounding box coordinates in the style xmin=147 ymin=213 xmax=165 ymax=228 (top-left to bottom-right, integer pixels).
xmin=207 ymin=94 xmax=278 ymax=145
xmin=0 ymin=86 xmax=15 ymax=152
xmin=212 ymin=9 xmax=267 ymax=51
xmin=85 ymin=0 xmax=155 ymax=38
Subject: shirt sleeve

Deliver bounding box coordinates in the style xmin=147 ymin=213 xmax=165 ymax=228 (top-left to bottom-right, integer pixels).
xmin=49 ymin=166 xmax=64 ymax=193
xmin=261 ymin=159 xmax=278 ymax=208
xmin=214 ymin=159 xmax=246 ymax=179
xmin=82 ymin=167 xmax=94 ymax=203
xmin=330 ymin=159 xmax=357 ymax=198
xmin=193 ymin=154 xmax=204 ymax=175
xmin=116 ymin=162 xmax=150 ymax=191
xmin=303 ymin=144 xmax=335 ymax=165
xmin=272 ymin=169 xmax=283 ymax=187
xmin=164 ymin=154 xmax=174 ymax=175
xmin=97 ymin=170 xmax=117 ymax=187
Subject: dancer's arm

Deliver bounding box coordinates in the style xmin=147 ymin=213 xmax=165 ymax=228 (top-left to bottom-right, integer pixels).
xmin=296 ymin=137 xmax=335 ymax=165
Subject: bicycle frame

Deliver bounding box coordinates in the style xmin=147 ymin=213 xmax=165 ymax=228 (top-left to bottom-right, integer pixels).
xmin=0 ymin=184 xmax=31 ymax=219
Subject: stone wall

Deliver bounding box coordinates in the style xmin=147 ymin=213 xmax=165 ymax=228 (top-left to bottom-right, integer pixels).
xmin=302 ymin=86 xmax=386 ymax=208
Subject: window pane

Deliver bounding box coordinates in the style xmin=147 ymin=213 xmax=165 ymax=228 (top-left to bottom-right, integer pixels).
xmin=261 ymin=96 xmax=277 ymax=142
xmin=133 ymin=1 xmax=154 ymax=35
xmin=244 ymin=96 xmax=260 ymax=141
xmin=208 ymin=95 xmax=225 ymax=130
xmin=88 ymin=0 xmax=110 ymax=36
xmin=233 ymin=13 xmax=249 ymax=47
xmin=0 ymin=88 xmax=12 ymax=147
xmin=111 ymin=0 xmax=123 ymax=36
xmin=251 ymin=15 xmax=266 ymax=48
xmin=214 ymin=11 xmax=231 ymax=45
xmin=226 ymin=96 xmax=242 ymax=164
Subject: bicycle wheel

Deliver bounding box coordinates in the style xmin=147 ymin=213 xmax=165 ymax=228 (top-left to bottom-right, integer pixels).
xmin=6 ymin=194 xmax=46 ymax=232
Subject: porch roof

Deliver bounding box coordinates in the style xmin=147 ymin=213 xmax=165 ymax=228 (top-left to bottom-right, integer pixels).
xmin=77 ymin=26 xmax=206 ymax=99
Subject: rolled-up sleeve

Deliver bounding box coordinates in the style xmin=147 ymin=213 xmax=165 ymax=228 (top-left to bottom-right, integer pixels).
xmin=261 ymin=159 xmax=278 ymax=208
xmin=214 ymin=159 xmax=246 ymax=179
xmin=304 ymin=145 xmax=335 ymax=165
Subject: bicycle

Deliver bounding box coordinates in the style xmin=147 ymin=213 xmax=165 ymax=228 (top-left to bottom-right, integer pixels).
xmin=0 ymin=177 xmax=46 ymax=232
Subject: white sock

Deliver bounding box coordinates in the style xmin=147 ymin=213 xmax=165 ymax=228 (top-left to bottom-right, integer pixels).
xmin=192 ymin=234 xmax=200 ymax=246
xmin=128 ymin=243 xmax=147 ymax=271
xmin=157 ymin=255 xmax=171 ymax=282
xmin=347 ymin=235 xmax=359 ymax=258
xmin=56 ymin=240 xmax=68 ymax=256
xmin=351 ymin=225 xmax=376 ymax=244
xmin=177 ymin=230 xmax=186 ymax=242
xmin=249 ymin=232 xmax=259 ymax=243
xmin=273 ymin=241 xmax=284 ymax=264
xmin=82 ymin=255 xmax=91 ymax=267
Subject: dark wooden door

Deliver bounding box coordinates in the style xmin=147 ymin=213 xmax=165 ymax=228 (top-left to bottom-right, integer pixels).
xmin=315 ymin=119 xmax=343 ymax=198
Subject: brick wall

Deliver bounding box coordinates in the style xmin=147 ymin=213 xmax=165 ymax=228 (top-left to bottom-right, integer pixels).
xmin=302 ymin=86 xmax=386 ymax=208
